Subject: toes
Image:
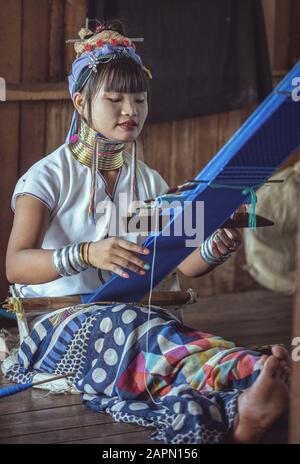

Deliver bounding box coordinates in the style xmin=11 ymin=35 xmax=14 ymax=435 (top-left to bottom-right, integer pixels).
xmin=263 ymin=355 xmax=280 ymax=377
xmin=283 ymin=365 xmax=291 ymax=376
xmin=256 ymin=354 xmax=268 ymax=370
xmin=271 ymin=345 xmax=290 ymax=365
xmin=283 ymin=365 xmax=291 ymax=384
xmin=279 ymin=359 xmax=288 ymax=372
xmin=277 ymin=363 xmax=291 ymax=386
xmin=260 ymin=354 xmax=268 ymax=364
xmin=278 ymin=361 xmax=287 ymax=380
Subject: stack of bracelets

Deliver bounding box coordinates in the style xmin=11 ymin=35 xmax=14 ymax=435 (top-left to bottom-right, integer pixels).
xmin=53 ymin=232 xmax=234 ymax=277
xmin=200 ymin=231 xmax=232 ymax=267
xmin=52 ymin=242 xmax=95 ymax=277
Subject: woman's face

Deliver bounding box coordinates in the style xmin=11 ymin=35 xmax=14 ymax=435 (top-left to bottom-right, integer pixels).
xmin=73 ymin=82 xmax=148 ymax=142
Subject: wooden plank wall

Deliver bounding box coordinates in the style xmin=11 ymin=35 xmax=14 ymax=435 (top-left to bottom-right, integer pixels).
xmin=0 ymin=0 xmax=86 ymax=301
xmin=0 ymin=1 xmax=22 ymax=303
xmin=0 ymin=0 xmax=299 ymax=301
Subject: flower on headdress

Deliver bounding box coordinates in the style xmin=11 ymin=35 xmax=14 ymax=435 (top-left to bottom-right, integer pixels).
xmin=110 ymin=38 xmax=118 ymax=46
xmin=84 ymin=43 xmax=93 ymax=52
xmin=96 ymin=39 xmax=105 ymax=48
xmin=123 ymin=39 xmax=130 ymax=47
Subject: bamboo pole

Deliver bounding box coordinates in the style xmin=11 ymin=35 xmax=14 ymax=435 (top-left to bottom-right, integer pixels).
xmin=3 ymin=291 xmax=196 ymax=314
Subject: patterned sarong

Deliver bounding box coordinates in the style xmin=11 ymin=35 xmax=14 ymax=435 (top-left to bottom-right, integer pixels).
xmin=3 ymin=303 xmax=263 ymax=444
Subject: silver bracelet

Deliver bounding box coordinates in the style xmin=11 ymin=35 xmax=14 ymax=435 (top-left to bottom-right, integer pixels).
xmin=52 ymin=248 xmax=65 ymax=276
xmin=52 ymin=243 xmax=89 ymax=277
xmin=68 ymin=243 xmax=86 ymax=272
xmin=73 ymin=243 xmax=89 ymax=271
xmin=61 ymin=245 xmax=76 ymax=276
xmin=200 ymin=232 xmax=231 ymax=267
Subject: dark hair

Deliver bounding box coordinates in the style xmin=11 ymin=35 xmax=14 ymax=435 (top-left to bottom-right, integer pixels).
xmin=76 ymin=19 xmax=150 ymax=130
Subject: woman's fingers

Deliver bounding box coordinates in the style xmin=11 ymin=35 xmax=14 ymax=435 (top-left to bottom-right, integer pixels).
xmin=224 ymin=228 xmax=242 ymax=243
xmin=112 ymin=253 xmax=147 ymax=276
xmin=108 ymin=239 xmax=151 ymax=277
xmin=109 ymin=264 xmax=130 ymax=279
xmin=211 ymin=240 xmax=222 ymax=258
xmin=216 ymin=229 xmax=232 ymax=248
xmin=118 ymin=239 xmax=150 ymax=256
xmin=90 ymin=238 xmax=151 ymax=277
xmin=116 ymin=240 xmax=151 ymax=272
xmin=212 ymin=228 xmax=242 ymax=257
xmin=213 ymin=234 xmax=230 ymax=255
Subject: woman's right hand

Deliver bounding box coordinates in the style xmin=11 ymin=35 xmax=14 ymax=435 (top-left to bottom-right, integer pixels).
xmin=87 ymin=238 xmax=151 ymax=278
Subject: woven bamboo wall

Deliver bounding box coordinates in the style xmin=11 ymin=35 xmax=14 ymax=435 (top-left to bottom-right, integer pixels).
xmin=0 ymin=0 xmax=299 ymax=300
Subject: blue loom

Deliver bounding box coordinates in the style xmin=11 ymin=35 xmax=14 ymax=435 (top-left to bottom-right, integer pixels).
xmin=82 ymin=61 xmax=300 ymax=304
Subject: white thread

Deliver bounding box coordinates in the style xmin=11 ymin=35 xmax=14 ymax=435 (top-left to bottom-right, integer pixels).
xmin=129 ymin=141 xmax=136 ymax=214
xmin=143 ymin=206 xmax=161 ymax=405
xmin=34 ymin=388 xmax=70 ymax=399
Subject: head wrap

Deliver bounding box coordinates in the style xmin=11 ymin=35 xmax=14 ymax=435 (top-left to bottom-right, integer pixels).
xmin=66 ymin=27 xmax=151 ymax=144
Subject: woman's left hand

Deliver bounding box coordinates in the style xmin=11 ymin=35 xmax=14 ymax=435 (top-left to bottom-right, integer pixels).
xmin=211 ymin=228 xmax=242 ymax=258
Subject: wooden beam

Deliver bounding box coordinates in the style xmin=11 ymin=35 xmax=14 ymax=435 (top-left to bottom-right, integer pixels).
xmin=6 ymin=82 xmax=69 ymax=101
xmin=3 ymin=70 xmax=287 ymax=103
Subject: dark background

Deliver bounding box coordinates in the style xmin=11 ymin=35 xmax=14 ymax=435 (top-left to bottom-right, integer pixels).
xmin=89 ymin=0 xmax=272 ymax=123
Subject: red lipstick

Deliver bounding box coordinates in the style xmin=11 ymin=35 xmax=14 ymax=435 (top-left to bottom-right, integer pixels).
xmin=118 ymin=120 xmax=137 ymax=131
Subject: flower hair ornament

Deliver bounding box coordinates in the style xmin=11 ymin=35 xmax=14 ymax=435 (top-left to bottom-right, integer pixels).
xmin=67 ymin=23 xmax=152 ymax=90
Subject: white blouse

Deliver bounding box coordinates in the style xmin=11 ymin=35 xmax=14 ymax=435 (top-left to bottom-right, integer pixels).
xmin=11 ymin=143 xmax=178 ymax=298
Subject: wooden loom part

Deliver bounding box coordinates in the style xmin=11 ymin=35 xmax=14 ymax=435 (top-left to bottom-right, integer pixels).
xmin=3 ymin=290 xmax=196 ymax=316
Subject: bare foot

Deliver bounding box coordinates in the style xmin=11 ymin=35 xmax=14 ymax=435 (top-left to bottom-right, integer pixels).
xmin=271 ymin=345 xmax=291 ymax=384
xmin=232 ymin=353 xmax=289 ymax=443
xmin=271 ymin=345 xmax=290 ymax=364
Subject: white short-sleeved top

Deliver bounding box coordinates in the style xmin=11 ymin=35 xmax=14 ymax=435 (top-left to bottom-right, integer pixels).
xmin=11 ymin=143 xmax=178 ymax=297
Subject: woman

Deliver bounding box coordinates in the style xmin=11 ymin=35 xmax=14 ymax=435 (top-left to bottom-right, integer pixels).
xmin=3 ymin=20 xmax=290 ymax=444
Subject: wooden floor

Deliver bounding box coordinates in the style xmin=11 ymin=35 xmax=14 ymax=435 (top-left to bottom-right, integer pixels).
xmin=0 ymin=289 xmax=293 ymax=444
xmin=0 ymin=378 xmax=158 ymax=444
xmin=183 ymin=288 xmax=292 ymax=348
